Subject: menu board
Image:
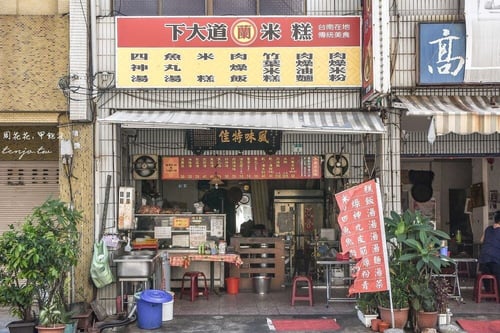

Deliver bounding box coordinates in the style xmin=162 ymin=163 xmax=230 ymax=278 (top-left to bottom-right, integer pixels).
xmin=161 ymin=155 xmax=321 ymax=180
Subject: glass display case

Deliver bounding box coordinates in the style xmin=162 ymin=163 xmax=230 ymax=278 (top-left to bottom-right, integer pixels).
xmin=133 ymin=214 xmax=225 ymax=249
xmin=134 ymin=214 xmax=226 ymax=288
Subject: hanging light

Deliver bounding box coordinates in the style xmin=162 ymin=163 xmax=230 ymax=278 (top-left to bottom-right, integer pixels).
xmin=209 ymin=162 xmax=224 ymax=189
xmin=209 ymin=174 xmax=224 ymax=189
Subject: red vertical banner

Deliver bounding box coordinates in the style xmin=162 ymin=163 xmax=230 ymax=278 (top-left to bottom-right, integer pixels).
xmin=335 ymin=179 xmax=390 ymax=295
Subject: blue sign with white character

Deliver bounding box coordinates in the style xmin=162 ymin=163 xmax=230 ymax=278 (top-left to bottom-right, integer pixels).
xmin=419 ymin=23 xmax=466 ymax=84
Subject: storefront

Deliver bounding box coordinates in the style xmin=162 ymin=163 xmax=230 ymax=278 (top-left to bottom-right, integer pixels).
xmin=0 ymin=126 xmax=60 ymax=233
xmin=93 ymin=11 xmax=390 ymax=237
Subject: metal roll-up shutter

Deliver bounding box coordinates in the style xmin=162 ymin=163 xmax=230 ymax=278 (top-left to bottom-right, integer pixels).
xmin=0 ymin=161 xmax=59 ymax=234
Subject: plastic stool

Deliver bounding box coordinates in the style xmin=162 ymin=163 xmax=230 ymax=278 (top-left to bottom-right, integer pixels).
xmin=291 ymin=275 xmax=313 ymax=306
xmin=180 ymin=271 xmax=209 ymax=302
xmin=457 ymin=261 xmax=471 ymax=278
xmin=473 ymin=274 xmax=499 ymax=303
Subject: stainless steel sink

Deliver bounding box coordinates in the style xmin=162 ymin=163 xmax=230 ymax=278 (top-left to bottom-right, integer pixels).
xmin=114 ymin=251 xmax=158 ymax=278
xmin=129 ymin=250 xmax=156 ymax=256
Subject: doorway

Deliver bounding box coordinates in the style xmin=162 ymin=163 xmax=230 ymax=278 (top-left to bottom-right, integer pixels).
xmin=449 ymin=188 xmax=474 ymax=255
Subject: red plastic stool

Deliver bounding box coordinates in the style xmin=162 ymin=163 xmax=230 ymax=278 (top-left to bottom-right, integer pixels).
xmin=473 ymin=274 xmax=499 ymax=303
xmin=180 ymin=271 xmax=209 ymax=302
xmin=291 ymin=275 xmax=314 ymax=306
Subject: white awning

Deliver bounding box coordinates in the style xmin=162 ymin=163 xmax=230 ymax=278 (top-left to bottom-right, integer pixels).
xmin=99 ymin=110 xmax=386 ymax=134
xmin=397 ymin=95 xmax=500 ymax=135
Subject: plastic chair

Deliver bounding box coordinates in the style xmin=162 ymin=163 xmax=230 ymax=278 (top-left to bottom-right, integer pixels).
xmin=473 ymin=274 xmax=499 ymax=303
xmin=180 ymin=271 xmax=209 ymax=302
xmin=291 ymin=275 xmax=314 ymax=306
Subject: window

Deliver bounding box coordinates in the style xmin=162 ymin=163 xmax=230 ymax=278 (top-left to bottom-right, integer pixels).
xmin=114 ymin=0 xmax=206 ymax=16
xmin=163 ymin=0 xmax=206 ymax=15
xmin=114 ymin=0 xmax=159 ymax=16
xmin=113 ymin=0 xmax=306 ymax=16
xmin=213 ymin=0 xmax=256 ymax=15
xmin=260 ymin=0 xmax=305 ymax=15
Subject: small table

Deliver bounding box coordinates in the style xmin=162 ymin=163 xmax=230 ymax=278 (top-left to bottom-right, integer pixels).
xmin=169 ymin=253 xmax=243 ymax=292
xmin=316 ymin=259 xmax=358 ymax=307
xmin=433 ymin=257 xmax=478 ymax=303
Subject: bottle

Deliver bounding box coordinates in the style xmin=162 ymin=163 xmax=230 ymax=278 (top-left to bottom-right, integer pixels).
xmin=219 ymin=240 xmax=226 ymax=255
xmin=456 ymin=229 xmax=462 ymax=244
xmin=440 ymin=240 xmax=448 ymax=256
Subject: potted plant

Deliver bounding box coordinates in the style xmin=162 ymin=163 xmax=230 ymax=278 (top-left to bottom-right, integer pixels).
xmin=0 ymin=199 xmax=82 ymax=333
xmin=0 ymin=223 xmax=38 ymax=333
xmin=382 ymin=209 xmax=450 ymax=332
xmin=375 ymin=260 xmax=414 ymax=329
xmin=409 ymin=280 xmax=438 ymax=330
xmin=36 ymin=302 xmax=67 ymax=333
xmin=355 ymin=292 xmax=379 ymax=327
xmin=430 ymin=276 xmax=452 ymax=326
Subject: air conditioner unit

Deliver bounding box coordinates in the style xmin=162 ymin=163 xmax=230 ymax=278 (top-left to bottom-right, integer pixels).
xmin=324 ymin=154 xmax=350 ymax=178
xmin=132 ymin=155 xmax=159 ymax=180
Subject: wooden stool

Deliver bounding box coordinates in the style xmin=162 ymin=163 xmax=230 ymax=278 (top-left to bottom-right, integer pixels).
xmin=473 ymin=274 xmax=499 ymax=303
xmin=291 ymin=275 xmax=313 ymax=306
xmin=180 ymin=271 xmax=209 ymax=302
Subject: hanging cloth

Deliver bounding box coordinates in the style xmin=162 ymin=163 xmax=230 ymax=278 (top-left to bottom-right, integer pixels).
xmin=90 ymin=240 xmax=114 ymax=288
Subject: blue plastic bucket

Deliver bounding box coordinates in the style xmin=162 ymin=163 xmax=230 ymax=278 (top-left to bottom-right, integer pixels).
xmin=136 ymin=290 xmax=172 ymax=329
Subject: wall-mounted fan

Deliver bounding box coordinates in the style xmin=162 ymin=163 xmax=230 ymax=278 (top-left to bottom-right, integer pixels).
xmin=132 ymin=155 xmax=159 ymax=180
xmin=324 ymin=154 xmax=349 ymax=178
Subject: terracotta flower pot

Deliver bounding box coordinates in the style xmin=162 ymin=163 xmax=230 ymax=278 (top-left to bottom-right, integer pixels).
xmin=371 ymin=318 xmax=381 ymax=331
xmin=378 ymin=306 xmax=409 ymax=329
xmin=35 ymin=325 xmax=66 ymax=333
xmin=416 ymin=311 xmax=438 ymax=330
xmin=378 ymin=321 xmax=390 ymax=332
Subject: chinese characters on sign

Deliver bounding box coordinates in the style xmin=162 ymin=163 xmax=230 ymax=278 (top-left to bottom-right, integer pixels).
xmin=0 ymin=127 xmax=60 ymax=161
xmin=335 ymin=179 xmax=389 ymax=295
xmin=419 ymin=23 xmax=466 ymax=84
xmin=161 ymin=155 xmax=321 ymax=180
xmin=116 ymin=16 xmax=361 ymax=88
xmin=186 ymin=128 xmax=281 ymax=153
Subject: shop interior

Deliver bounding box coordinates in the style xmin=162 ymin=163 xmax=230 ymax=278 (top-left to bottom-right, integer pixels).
xmin=118 ymin=150 xmax=486 ymax=289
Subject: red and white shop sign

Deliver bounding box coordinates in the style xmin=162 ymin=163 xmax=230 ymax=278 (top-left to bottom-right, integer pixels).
xmin=115 ymin=16 xmax=361 ymax=88
xmin=335 ymin=179 xmax=390 ymax=295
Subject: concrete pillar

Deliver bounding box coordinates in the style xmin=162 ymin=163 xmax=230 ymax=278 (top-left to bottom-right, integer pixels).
xmin=378 ymin=108 xmax=402 ymax=215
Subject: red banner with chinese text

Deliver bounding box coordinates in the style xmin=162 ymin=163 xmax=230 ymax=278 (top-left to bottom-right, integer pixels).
xmin=335 ymin=180 xmax=390 ymax=295
xmin=161 ymin=155 xmax=321 ymax=180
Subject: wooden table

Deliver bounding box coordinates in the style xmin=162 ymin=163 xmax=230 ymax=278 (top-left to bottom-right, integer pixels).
xmin=169 ymin=253 xmax=243 ymax=291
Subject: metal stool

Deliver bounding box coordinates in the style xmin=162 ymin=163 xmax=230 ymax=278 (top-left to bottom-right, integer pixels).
xmin=291 ymin=275 xmax=313 ymax=306
xmin=180 ymin=271 xmax=209 ymax=302
xmin=118 ymin=277 xmax=150 ymax=312
xmin=473 ymin=274 xmax=499 ymax=303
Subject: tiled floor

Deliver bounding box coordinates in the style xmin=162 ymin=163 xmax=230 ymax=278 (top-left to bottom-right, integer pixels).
xmin=2 ymin=276 xmax=499 ymax=333
xmin=170 ymin=278 xmax=500 ymax=318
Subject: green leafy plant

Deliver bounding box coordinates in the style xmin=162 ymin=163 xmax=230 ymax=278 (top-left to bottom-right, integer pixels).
xmin=382 ymin=209 xmax=451 ymax=331
xmin=410 ymin=281 xmax=436 ymax=312
xmin=0 ymin=199 xmax=82 ymax=323
xmin=430 ymin=276 xmax=451 ymax=314
xmin=356 ymin=292 xmax=379 ymax=315
xmin=375 ymin=260 xmax=415 ymax=309
xmin=0 ymin=227 xmax=37 ymax=321
xmin=38 ymin=302 xmax=65 ymax=327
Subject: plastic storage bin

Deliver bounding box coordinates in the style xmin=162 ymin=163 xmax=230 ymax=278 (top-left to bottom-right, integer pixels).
xmin=136 ymin=290 xmax=172 ymax=329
